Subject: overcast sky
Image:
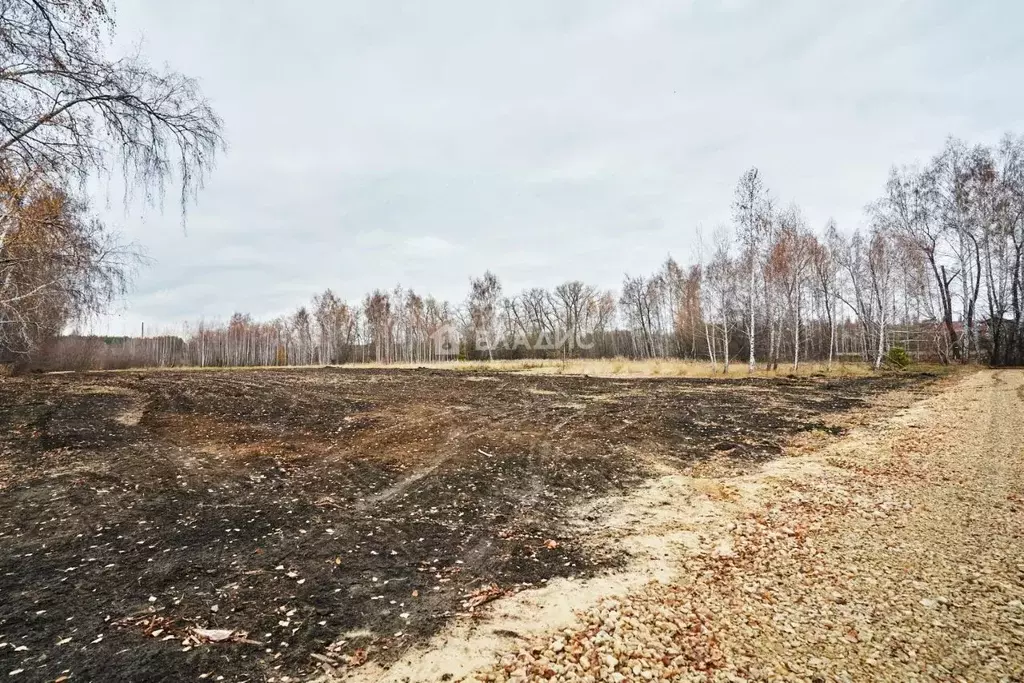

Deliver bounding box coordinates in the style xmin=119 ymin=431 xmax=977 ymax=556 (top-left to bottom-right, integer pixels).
xmin=91 ymin=0 xmax=1024 ymax=336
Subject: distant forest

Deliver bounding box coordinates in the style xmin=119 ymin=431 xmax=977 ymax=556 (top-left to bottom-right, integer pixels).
xmin=35 ymin=135 xmax=1024 ymax=371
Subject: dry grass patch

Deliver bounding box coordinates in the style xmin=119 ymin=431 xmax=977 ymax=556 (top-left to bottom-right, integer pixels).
xmin=326 ymin=358 xmax=885 ymax=379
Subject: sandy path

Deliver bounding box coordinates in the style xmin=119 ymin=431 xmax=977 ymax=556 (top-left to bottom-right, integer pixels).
xmin=325 ymin=370 xmax=1024 ymax=682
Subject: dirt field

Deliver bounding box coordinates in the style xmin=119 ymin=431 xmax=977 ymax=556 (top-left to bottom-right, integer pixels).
xmin=461 ymin=369 xmax=1024 ymax=683
xmin=0 ymin=367 xmax=934 ymax=682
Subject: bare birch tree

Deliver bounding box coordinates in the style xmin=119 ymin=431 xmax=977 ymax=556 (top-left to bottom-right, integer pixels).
xmin=0 ymin=0 xmax=223 ymax=210
xmin=811 ymin=221 xmax=841 ymax=368
xmin=733 ymin=168 xmax=770 ymax=372
xmin=467 ymin=271 xmax=501 ymax=360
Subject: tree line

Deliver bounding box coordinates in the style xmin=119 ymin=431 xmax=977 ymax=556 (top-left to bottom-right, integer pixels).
xmin=39 ymin=133 xmax=1024 ymax=371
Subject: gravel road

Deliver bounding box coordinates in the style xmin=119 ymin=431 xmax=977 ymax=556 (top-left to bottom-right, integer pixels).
xmin=462 ymin=369 xmax=1024 ymax=682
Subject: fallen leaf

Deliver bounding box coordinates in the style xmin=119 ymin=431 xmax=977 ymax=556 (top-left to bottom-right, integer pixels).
xmin=193 ymin=627 xmax=235 ymax=643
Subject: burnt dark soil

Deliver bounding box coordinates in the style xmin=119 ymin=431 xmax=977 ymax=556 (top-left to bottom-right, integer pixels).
xmin=0 ymin=368 xmax=933 ymax=682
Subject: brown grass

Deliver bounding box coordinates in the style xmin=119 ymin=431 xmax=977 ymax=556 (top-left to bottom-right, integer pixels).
xmin=57 ymin=357 xmax=958 ymax=380
xmin=340 ymin=357 xmax=880 ymax=378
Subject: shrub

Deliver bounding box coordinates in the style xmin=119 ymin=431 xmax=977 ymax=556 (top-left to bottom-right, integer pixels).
xmin=884 ymin=346 xmax=912 ymax=369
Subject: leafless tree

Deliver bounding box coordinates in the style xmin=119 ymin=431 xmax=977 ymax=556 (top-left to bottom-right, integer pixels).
xmin=313 ymin=289 xmax=356 ymax=363
xmin=467 ymin=271 xmax=501 ymax=360
xmin=990 ymin=135 xmax=1024 ymax=363
xmin=874 ymin=164 xmax=959 ymax=361
xmin=551 ymin=280 xmax=596 ymax=357
xmin=704 ymin=231 xmax=739 ymax=372
xmin=363 ymin=290 xmax=392 ymax=363
xmin=865 ymin=227 xmax=898 ymax=369
xmin=928 ymin=139 xmax=994 ymax=361
xmin=619 ymin=274 xmax=664 ymax=359
xmin=733 ymin=168 xmax=770 ymax=372
xmin=0 ymin=0 xmax=223 ymax=211
xmin=770 ymin=205 xmax=814 ymax=369
xmin=810 ymin=220 xmax=841 ymax=368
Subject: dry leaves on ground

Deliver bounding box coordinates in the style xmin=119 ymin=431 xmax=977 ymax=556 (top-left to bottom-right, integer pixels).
xmin=466 ymin=370 xmax=1024 ymax=683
